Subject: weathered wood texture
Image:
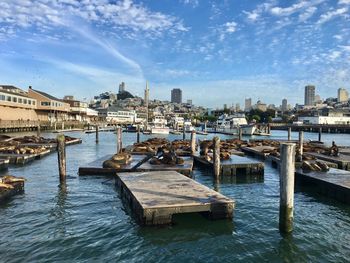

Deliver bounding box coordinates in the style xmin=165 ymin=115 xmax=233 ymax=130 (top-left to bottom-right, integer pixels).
xmin=213 ymin=136 xmax=220 ymax=178
xmin=305 ymin=152 xmax=350 ymax=170
xmin=279 ymin=143 xmax=295 ymax=234
xmin=57 ymin=134 xmax=66 ymax=183
xmin=241 ymin=146 xmax=276 ymax=159
xmin=137 ymin=157 xmax=193 ymax=177
xmin=295 ymin=168 xmax=350 ymax=204
xmin=115 ymin=171 xmax=235 ymax=225
xmin=194 ymin=154 xmax=264 ymax=176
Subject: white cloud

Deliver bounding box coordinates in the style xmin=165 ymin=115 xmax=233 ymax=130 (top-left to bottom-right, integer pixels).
xmin=180 ymin=0 xmax=199 ymax=8
xmin=243 ymin=11 xmax=260 ymax=22
xmin=299 ymin=6 xmax=317 ymax=22
xmin=270 ymin=2 xmax=308 ymax=16
xmin=317 ymin=7 xmax=348 ymax=24
xmin=339 ymin=0 xmax=350 ymax=5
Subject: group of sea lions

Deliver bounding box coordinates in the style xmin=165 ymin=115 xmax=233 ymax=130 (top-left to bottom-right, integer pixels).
xmin=132 ymin=138 xmax=169 ymax=154
xmin=199 ymin=139 xmax=243 ymax=161
xmin=149 ymin=146 xmax=184 ymax=165
xmin=0 ymin=175 xmax=25 ymax=191
xmin=102 ymin=152 xmax=133 ymax=169
xmin=301 ymin=160 xmax=329 ymax=172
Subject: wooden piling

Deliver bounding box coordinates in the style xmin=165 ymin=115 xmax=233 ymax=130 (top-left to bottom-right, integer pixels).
xmin=190 ymin=131 xmax=196 ymax=155
xmin=213 ymin=136 xmax=221 ymax=178
xmin=298 ymin=131 xmax=303 ymax=161
xmin=57 ymin=134 xmax=66 ymax=183
xmin=318 ymin=127 xmax=322 ymax=142
xmin=279 ymin=143 xmax=295 ymax=234
xmin=238 ymin=127 xmax=242 ymax=140
xmin=54 ymin=122 xmax=57 ymax=131
xmin=204 ymin=121 xmax=207 ymax=133
xmin=288 ymin=127 xmax=291 ymax=141
xmin=37 ymin=125 xmax=41 ymax=137
xmin=62 ymin=122 xmax=64 ymax=130
xmin=137 ymin=125 xmax=140 ymax=143
xmin=117 ymin=127 xmax=122 ymax=153
xmin=95 ymin=125 xmax=99 ymax=143
xmin=267 ymin=123 xmax=271 ymax=135
xmin=183 ymin=127 xmax=186 ymax=140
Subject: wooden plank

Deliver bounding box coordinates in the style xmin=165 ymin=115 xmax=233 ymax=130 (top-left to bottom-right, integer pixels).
xmin=295 ymin=168 xmax=350 ymax=204
xmin=116 ymin=171 xmax=235 ymax=225
xmin=78 ymin=154 xmax=150 ymax=176
xmin=136 ymin=157 xmax=193 ymax=177
xmin=241 ymin=146 xmax=276 ymax=159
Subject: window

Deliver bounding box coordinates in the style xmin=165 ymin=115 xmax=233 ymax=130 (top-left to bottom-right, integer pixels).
xmin=0 ymin=95 xmax=5 ymax=100
xmin=12 ymin=97 xmax=17 ymax=102
xmin=32 ymin=101 xmax=35 ymax=105
xmin=7 ymin=96 xmax=11 ymax=102
xmin=28 ymin=100 xmax=31 ymax=105
xmin=41 ymin=102 xmax=50 ymax=106
xmin=23 ymin=99 xmax=27 ymax=104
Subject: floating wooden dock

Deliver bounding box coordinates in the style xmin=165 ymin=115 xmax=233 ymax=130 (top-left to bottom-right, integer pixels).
xmin=0 ymin=181 xmax=24 ymax=203
xmin=193 ymin=154 xmax=264 ymax=176
xmin=116 ymin=171 xmax=234 ymax=225
xmin=295 ymin=168 xmax=350 ymax=204
xmin=305 ymin=152 xmax=350 ymax=171
xmin=0 ymin=158 xmax=9 ymax=171
xmin=241 ymin=146 xmax=276 ymax=159
xmin=78 ymin=154 xmax=150 ymax=176
xmin=137 ymin=157 xmax=193 ymax=177
xmin=267 ymin=155 xmax=338 ymax=169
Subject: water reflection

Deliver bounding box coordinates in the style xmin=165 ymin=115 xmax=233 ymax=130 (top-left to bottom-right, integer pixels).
xmin=278 ymin=234 xmax=308 ymax=262
xmin=50 ymin=183 xmax=68 ymax=236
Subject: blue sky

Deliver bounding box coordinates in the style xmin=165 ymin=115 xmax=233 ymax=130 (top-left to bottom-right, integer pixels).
xmin=0 ymin=0 xmax=349 ymax=108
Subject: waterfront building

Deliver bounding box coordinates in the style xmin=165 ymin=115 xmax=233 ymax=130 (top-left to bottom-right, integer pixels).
xmin=338 ymin=88 xmax=348 ymax=103
xmin=28 ymin=86 xmax=70 ymax=122
xmin=97 ymin=106 xmax=137 ymax=124
xmin=63 ymin=96 xmax=88 ymax=122
xmin=304 ymin=85 xmax=315 ymax=106
xmin=245 ymin=98 xmax=252 ymax=112
xmin=0 ymin=85 xmax=37 ymax=121
xmin=282 ymin=99 xmax=287 ymax=112
xmin=171 ymin=88 xmax=182 ymax=104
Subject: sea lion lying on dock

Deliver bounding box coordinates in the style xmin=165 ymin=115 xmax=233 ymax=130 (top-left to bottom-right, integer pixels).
xmin=301 ymin=161 xmax=329 ymax=173
xmin=1 ymin=175 xmax=26 ymax=184
xmin=150 ymin=147 xmax=184 ymax=165
xmin=102 ymin=153 xmax=132 ymax=169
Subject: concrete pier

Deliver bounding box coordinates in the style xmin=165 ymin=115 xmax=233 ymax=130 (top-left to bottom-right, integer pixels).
xmin=115 ymin=171 xmax=235 ymax=225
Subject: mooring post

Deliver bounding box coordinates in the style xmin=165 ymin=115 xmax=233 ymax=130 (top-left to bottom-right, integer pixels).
xmin=95 ymin=125 xmax=99 ymax=143
xmin=298 ymin=131 xmax=304 ymax=161
xmin=279 ymin=143 xmax=296 ymax=234
xmin=62 ymin=121 xmax=64 ymax=130
xmin=213 ymin=136 xmax=221 ymax=178
xmin=238 ymin=127 xmax=242 ymax=140
xmin=318 ymin=127 xmax=322 ymax=142
xmin=288 ymin=127 xmax=291 ymax=141
xmin=268 ymin=123 xmax=271 ymax=135
xmin=57 ymin=134 xmax=66 ymax=183
xmin=137 ymin=125 xmax=140 ymax=143
xmin=117 ymin=127 xmax=123 ymax=153
xmin=183 ymin=127 xmax=186 ymax=140
xmin=54 ymin=122 xmax=57 ymax=131
xmin=190 ymin=131 xmax=196 ymax=155
xmin=204 ymin=121 xmax=207 ymax=133
xmin=37 ymin=124 xmax=41 ymax=137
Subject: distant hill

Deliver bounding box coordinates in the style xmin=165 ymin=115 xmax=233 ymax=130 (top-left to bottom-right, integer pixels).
xmin=118 ymin=91 xmax=134 ymax=100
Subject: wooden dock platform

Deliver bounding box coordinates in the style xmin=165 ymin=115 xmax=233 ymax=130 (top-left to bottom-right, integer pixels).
xmin=241 ymin=146 xmax=276 ymax=159
xmin=305 ymin=152 xmax=350 ymax=171
xmin=193 ymin=154 xmax=264 ymax=176
xmin=78 ymin=154 xmax=150 ymax=176
xmin=137 ymin=157 xmax=193 ymax=177
xmin=0 ymin=158 xmax=9 ymax=171
xmin=267 ymin=155 xmax=338 ymax=169
xmin=295 ymin=168 xmax=350 ymax=204
xmin=116 ymin=171 xmax=234 ymax=225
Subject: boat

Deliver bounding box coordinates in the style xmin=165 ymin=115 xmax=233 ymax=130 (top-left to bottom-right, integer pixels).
xmin=184 ymin=120 xmax=195 ymax=132
xmin=150 ymin=115 xmax=170 ymax=135
xmin=216 ymin=114 xmax=256 ymax=135
xmin=170 ymin=130 xmax=181 ymax=135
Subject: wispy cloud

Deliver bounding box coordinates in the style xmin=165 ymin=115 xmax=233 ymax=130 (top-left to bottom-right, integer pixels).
xmin=317 ymin=7 xmax=349 ymax=24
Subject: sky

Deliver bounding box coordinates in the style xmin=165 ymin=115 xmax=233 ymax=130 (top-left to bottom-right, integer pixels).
xmin=0 ymin=0 xmax=350 ymax=108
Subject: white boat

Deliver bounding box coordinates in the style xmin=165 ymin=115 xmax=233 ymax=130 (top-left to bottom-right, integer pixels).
xmin=150 ymin=115 xmax=170 ymax=134
xmin=216 ymin=114 xmax=256 ymax=135
xmin=184 ymin=120 xmax=195 ymax=132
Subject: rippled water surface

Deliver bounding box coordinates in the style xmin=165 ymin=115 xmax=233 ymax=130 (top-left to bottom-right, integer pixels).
xmin=1 ymin=130 xmax=350 ymax=262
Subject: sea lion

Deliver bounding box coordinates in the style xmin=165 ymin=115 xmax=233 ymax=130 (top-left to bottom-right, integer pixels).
xmin=0 ymin=182 xmax=14 ymax=189
xmin=310 ymin=163 xmax=322 ymax=172
xmin=301 ymin=161 xmax=313 ymax=173
xmin=1 ymin=175 xmax=26 ymax=184
xmin=316 ymin=161 xmax=329 ymax=172
xmin=102 ymin=160 xmax=121 ymax=169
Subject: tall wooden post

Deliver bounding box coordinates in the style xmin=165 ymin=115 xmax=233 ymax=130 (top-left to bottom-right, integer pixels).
xmin=213 ymin=136 xmax=221 ymax=179
xmin=95 ymin=125 xmax=99 ymax=143
xmin=318 ymin=127 xmax=322 ymax=142
xmin=267 ymin=123 xmax=271 ymax=135
xmin=54 ymin=122 xmax=57 ymax=131
xmin=204 ymin=121 xmax=207 ymax=133
xmin=238 ymin=127 xmax=242 ymax=140
xmin=57 ymin=134 xmax=66 ymax=183
xmin=190 ymin=131 xmax=196 ymax=155
xmin=183 ymin=127 xmax=186 ymax=140
xmin=137 ymin=125 xmax=140 ymax=143
xmin=117 ymin=127 xmax=122 ymax=153
xmin=62 ymin=121 xmax=64 ymax=130
xmin=37 ymin=125 xmax=41 ymax=137
xmin=279 ymin=143 xmax=295 ymax=234
xmin=298 ymin=131 xmax=304 ymax=161
xmin=287 ymin=127 xmax=291 ymax=141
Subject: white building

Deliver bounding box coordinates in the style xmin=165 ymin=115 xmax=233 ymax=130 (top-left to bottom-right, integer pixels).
xmin=338 ymin=88 xmax=348 ymax=103
xmin=98 ymin=106 xmax=136 ymax=124
xmin=298 ymin=116 xmax=350 ymax=125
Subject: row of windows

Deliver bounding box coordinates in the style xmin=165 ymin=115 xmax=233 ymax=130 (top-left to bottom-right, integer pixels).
xmin=0 ymin=94 xmax=36 ymax=106
xmin=41 ymin=101 xmax=64 ymax=107
xmin=107 ymin=111 xmax=135 ymax=117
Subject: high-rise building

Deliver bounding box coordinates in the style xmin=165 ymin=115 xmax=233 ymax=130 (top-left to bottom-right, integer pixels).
xmin=338 ymin=88 xmax=349 ymax=103
xmin=119 ymin=82 xmax=125 ymax=93
xmin=245 ymin=98 xmax=252 ymax=112
xmin=171 ymin=88 xmax=182 ymax=104
xmin=144 ymin=82 xmax=149 ymax=107
xmin=304 ymin=85 xmax=315 ymax=106
xmin=282 ymin=98 xmax=287 ymax=112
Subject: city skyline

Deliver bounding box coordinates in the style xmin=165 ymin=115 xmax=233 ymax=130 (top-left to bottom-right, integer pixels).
xmin=0 ymin=0 xmax=350 ymax=107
